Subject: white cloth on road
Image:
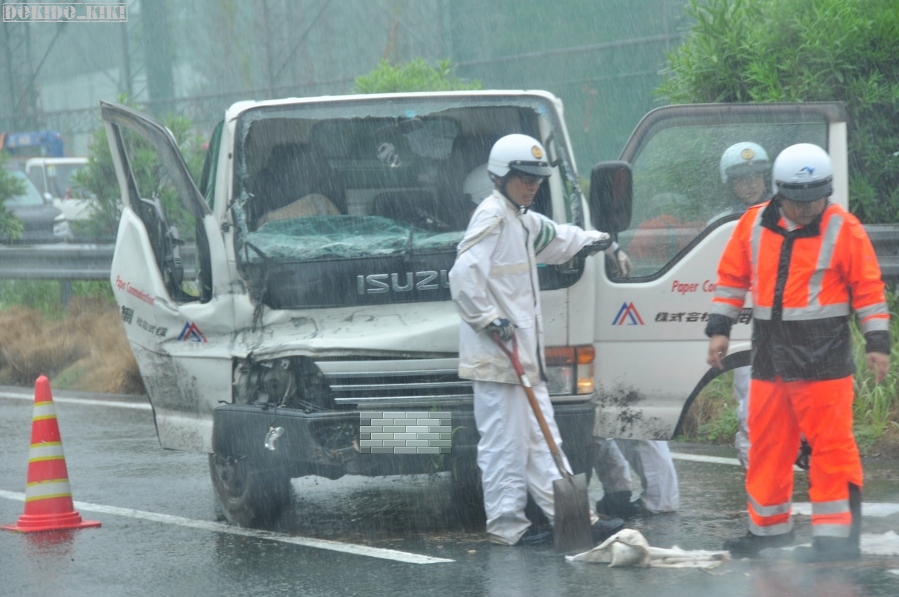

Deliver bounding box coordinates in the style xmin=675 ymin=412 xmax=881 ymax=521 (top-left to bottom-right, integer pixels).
xmin=861 ymin=531 xmax=899 ymax=556
xmin=566 ymin=529 xmax=730 ymax=568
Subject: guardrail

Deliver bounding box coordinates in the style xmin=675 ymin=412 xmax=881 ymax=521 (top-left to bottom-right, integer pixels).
xmin=0 ymin=226 xmax=896 ymax=282
xmin=0 ymin=244 xmax=197 ymax=280
xmin=860 ymin=225 xmax=899 ymax=282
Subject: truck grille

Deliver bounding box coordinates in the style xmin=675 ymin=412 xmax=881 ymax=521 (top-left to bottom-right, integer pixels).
xmin=314 ymin=358 xmax=473 ymax=406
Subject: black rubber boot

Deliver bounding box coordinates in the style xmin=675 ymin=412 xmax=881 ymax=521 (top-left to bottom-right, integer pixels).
xmin=794 ymin=483 xmax=862 ymax=562
xmin=595 ymin=491 xmax=646 ymax=520
xmin=723 ymin=530 xmax=795 ymax=557
xmin=513 ymin=526 xmax=553 ymax=547
xmin=792 ymin=537 xmax=861 ymax=562
xmin=849 ymin=482 xmax=862 ymax=546
xmin=591 ymin=514 xmax=626 ymax=543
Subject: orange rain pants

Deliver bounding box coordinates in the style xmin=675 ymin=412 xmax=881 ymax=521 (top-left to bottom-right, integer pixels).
xmin=746 ymin=376 xmax=862 ymax=538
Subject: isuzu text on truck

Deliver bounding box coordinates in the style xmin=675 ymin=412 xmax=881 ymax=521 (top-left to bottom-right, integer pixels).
xmin=101 ymin=94 xmax=847 ymax=527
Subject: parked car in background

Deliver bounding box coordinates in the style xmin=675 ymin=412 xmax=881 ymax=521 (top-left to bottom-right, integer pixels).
xmin=1 ymin=169 xmax=64 ymax=243
xmin=25 ymin=157 xmax=101 ymax=242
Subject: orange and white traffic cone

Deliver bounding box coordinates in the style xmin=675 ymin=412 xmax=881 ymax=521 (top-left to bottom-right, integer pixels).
xmin=1 ymin=376 xmax=100 ymax=533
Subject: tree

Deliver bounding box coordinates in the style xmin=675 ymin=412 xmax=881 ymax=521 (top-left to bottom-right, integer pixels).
xmin=0 ymin=152 xmax=25 ymax=241
xmin=71 ymin=96 xmax=207 ymax=241
xmin=353 ymin=58 xmax=481 ymax=94
xmin=658 ymin=0 xmax=899 ymax=223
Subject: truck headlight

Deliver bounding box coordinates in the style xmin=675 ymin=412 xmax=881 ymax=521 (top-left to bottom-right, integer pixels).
xmin=544 ymin=345 xmax=595 ymax=395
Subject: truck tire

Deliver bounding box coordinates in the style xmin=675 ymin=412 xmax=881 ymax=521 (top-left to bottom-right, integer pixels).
xmin=208 ymin=453 xmax=292 ymax=529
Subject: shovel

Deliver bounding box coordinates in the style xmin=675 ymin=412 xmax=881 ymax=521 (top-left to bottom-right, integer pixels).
xmin=492 ymin=332 xmax=594 ymax=554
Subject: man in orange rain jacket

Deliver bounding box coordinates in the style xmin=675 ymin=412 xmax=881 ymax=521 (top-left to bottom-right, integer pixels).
xmin=705 ymin=143 xmax=891 ymax=562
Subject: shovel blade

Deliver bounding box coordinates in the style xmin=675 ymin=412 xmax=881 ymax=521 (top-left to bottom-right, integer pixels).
xmin=552 ymin=472 xmax=593 ymax=553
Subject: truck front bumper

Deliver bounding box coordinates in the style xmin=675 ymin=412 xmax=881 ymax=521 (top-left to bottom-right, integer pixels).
xmin=211 ymin=400 xmax=596 ymax=479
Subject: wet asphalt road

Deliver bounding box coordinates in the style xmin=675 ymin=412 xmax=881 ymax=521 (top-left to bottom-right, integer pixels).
xmin=1 ymin=386 xmax=899 ymax=597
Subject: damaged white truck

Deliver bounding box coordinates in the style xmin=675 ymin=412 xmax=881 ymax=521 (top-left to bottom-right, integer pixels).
xmin=101 ymin=94 xmax=848 ymax=527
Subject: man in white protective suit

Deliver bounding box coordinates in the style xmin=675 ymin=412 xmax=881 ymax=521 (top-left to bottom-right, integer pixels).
xmin=449 ymin=134 xmax=632 ymax=547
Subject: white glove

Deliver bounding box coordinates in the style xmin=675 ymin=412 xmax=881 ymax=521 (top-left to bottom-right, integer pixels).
xmin=611 ymin=248 xmax=634 ymax=278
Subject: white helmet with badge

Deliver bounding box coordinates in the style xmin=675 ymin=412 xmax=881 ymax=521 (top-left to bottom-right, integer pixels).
xmin=487 ymin=134 xmax=553 ymax=179
xmin=720 ymin=142 xmax=770 ymax=185
xmin=773 ymin=143 xmax=833 ymax=203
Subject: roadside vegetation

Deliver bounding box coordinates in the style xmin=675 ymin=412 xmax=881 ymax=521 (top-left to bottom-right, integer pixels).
xmin=353 ymin=58 xmax=480 ymax=94
xmin=0 ymin=281 xmax=143 ymax=395
xmin=658 ymin=0 xmax=899 ymax=224
xmin=69 ymin=94 xmax=207 ymax=242
xmin=0 ymin=151 xmax=26 ymax=241
xmin=661 ymin=0 xmax=899 ymax=456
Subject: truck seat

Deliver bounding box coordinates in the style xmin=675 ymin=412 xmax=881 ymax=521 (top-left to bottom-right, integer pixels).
xmin=252 ymin=143 xmax=347 ymax=228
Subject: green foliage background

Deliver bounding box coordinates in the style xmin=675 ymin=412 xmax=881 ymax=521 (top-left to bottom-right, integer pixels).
xmin=71 ymin=96 xmax=208 ymax=242
xmin=0 ymin=152 xmax=25 ymax=241
xmin=353 ymin=58 xmax=481 ymax=94
xmin=658 ymin=0 xmax=899 ymax=223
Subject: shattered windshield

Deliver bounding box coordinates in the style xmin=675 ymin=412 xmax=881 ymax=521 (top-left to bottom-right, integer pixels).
xmin=231 ymin=95 xmax=570 ymax=268
xmin=244 ymin=215 xmax=463 ymax=262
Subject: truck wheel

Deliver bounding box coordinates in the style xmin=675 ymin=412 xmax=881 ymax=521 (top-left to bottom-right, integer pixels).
xmin=208 ymin=453 xmax=292 ymax=529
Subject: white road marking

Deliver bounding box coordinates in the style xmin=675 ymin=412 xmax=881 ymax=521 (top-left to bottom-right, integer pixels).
xmin=669 ymin=452 xmax=741 ymax=466
xmin=0 ymin=389 xmax=150 ymax=411
xmin=0 ymin=489 xmax=454 ymax=564
xmin=793 ymin=502 xmax=899 ymax=518
xmin=670 ymin=451 xmax=828 ymax=472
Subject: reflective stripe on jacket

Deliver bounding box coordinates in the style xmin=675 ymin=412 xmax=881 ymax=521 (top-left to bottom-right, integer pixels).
xmin=708 ymin=200 xmax=889 ymax=381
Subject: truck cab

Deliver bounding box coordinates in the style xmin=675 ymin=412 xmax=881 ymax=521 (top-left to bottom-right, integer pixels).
xmin=101 ymin=94 xmax=847 ymax=528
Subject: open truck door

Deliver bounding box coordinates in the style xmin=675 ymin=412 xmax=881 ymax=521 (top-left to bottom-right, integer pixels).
xmin=586 ymin=102 xmax=848 ymax=439
xmin=101 ymin=101 xmax=233 ymax=453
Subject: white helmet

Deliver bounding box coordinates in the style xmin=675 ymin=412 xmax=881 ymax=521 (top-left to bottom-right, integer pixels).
xmin=463 ymin=164 xmax=494 ymax=205
xmin=720 ymin=142 xmax=769 ymax=185
xmin=487 ymin=134 xmax=553 ymax=179
xmin=773 ymin=143 xmax=833 ymax=202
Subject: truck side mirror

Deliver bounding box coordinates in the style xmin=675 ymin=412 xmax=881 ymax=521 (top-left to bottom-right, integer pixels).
xmin=588 ymin=161 xmax=632 ymax=234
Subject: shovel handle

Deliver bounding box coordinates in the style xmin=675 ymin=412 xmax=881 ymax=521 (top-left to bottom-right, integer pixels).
xmin=491 ymin=332 xmax=572 ymax=480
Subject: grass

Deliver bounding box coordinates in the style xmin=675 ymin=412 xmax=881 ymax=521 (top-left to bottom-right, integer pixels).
xmin=0 ymin=280 xmax=143 ymax=394
xmin=850 ymin=292 xmax=899 ymax=456
xmin=680 ymin=371 xmax=740 ymax=445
